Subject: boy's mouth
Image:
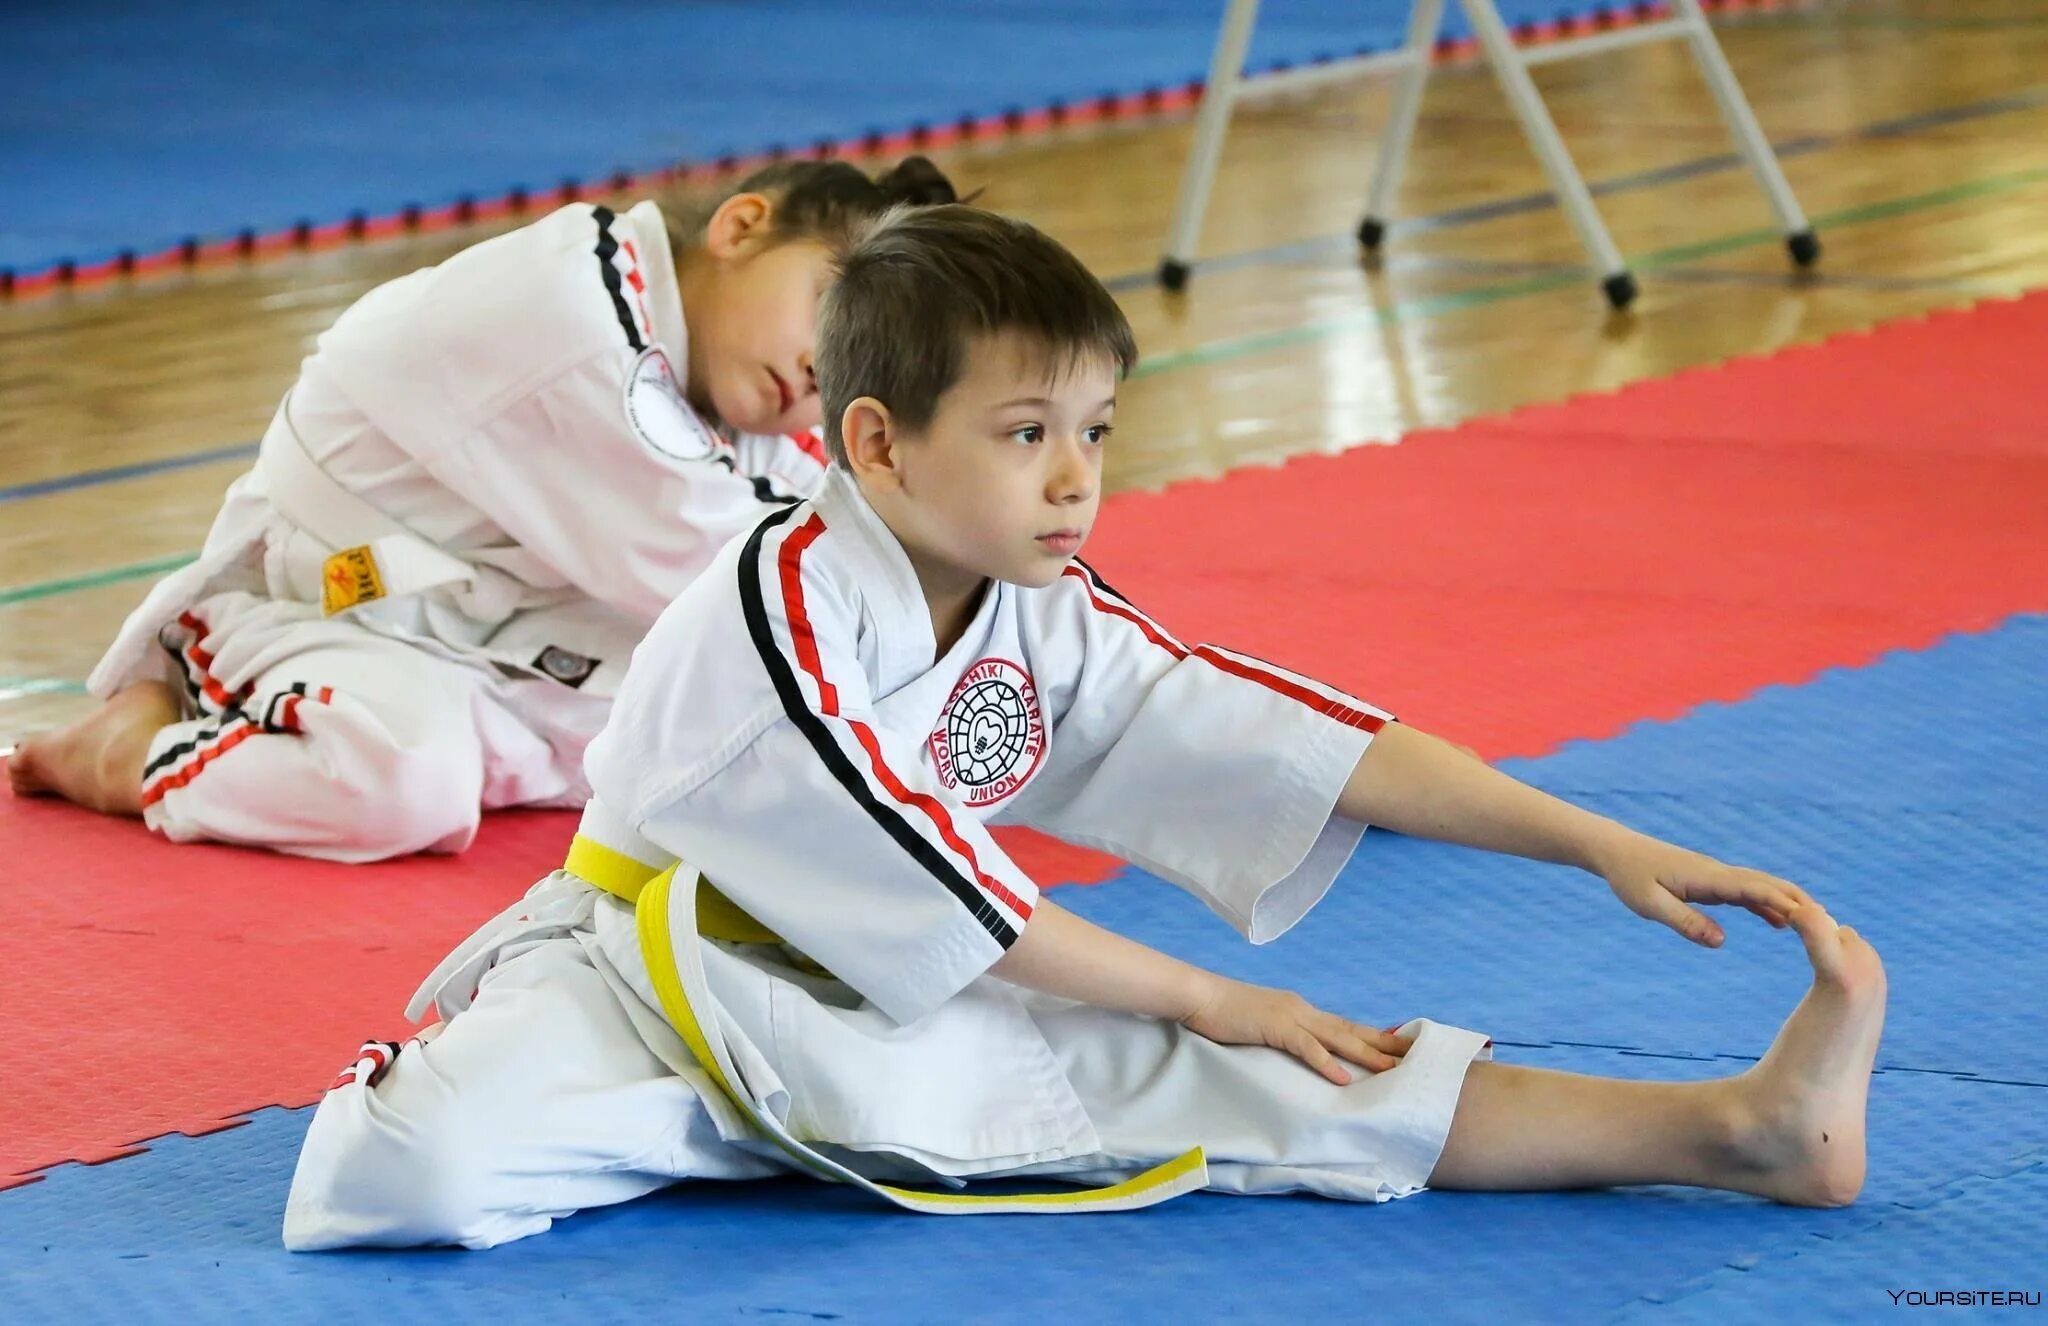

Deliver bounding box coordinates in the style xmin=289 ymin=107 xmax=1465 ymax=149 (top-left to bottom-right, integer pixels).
xmin=767 ymin=368 xmax=794 ymax=417
xmin=1035 ymin=529 xmax=1085 ymax=556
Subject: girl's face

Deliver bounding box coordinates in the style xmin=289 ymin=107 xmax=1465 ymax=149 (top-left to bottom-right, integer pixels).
xmin=680 ymin=193 xmax=837 ymax=436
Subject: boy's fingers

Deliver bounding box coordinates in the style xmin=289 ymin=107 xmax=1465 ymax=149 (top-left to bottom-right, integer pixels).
xmin=1325 ymin=1028 xmax=1397 ymax=1073
xmin=1292 ymin=1031 xmax=1351 ymax=1085
xmin=1371 ymin=1025 xmax=1411 ymax=1057
xmin=1316 ymin=1015 xmax=1406 ymax=1064
xmin=1764 ymin=874 xmax=1816 ymax=911
xmin=1333 ymin=1016 xmax=1409 ymax=1059
xmin=1643 ymin=889 xmax=1724 ymax=946
xmin=1723 ymin=869 xmax=1810 ymax=918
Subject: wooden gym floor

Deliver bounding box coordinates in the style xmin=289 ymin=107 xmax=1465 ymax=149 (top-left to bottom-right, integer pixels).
xmin=4 ymin=0 xmax=2045 ymax=744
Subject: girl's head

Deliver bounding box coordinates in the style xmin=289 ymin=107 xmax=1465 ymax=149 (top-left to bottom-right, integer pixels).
xmin=666 ymin=157 xmax=958 ymax=435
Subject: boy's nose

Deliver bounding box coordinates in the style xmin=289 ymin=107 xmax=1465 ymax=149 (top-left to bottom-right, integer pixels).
xmin=1048 ymin=438 xmax=1096 ymax=504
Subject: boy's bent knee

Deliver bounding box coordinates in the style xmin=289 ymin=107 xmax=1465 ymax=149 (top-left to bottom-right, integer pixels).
xmin=283 ymin=1062 xmax=544 ymax=1251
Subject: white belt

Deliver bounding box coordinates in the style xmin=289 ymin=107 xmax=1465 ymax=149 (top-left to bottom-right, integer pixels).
xmin=257 ymin=391 xmax=525 ymax=622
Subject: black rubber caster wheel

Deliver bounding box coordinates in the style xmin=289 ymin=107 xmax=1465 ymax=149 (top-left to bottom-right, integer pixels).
xmin=1601 ymin=270 xmax=1639 ymax=311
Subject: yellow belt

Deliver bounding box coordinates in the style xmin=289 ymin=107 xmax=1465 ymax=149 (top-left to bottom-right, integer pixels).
xmin=566 ymin=833 xmax=784 ymax=946
xmin=559 ymin=833 xmax=1206 ymax=1214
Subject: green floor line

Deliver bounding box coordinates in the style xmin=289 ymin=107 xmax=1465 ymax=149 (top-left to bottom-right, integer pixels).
xmin=3 ymin=164 xmax=2045 ymax=616
xmin=0 ymin=677 xmax=89 ymax=698
xmin=0 ymin=553 xmax=197 ymax=608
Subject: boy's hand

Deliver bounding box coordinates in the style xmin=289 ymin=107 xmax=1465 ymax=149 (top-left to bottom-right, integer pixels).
xmin=1597 ymin=832 xmax=1816 ymax=948
xmin=1179 ymin=977 xmax=1408 ymax=1085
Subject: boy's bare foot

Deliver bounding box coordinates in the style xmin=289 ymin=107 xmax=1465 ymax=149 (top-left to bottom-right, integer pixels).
xmin=1719 ymin=905 xmax=1887 ymax=1207
xmin=5 ymin=682 xmax=180 ymax=817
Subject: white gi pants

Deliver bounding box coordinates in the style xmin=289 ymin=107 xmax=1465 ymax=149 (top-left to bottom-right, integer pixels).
xmin=284 ymin=881 xmax=1491 ymax=1251
xmin=100 ymin=363 xmax=611 ymax=862
xmin=138 ymin=595 xmax=603 ymax=861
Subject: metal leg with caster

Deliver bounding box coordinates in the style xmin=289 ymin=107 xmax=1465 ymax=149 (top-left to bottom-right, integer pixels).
xmin=1458 ymin=0 xmax=1634 ymax=306
xmin=1159 ymin=0 xmax=1429 ymax=290
xmin=1158 ymin=0 xmax=1261 ymax=292
xmin=1159 ymin=0 xmax=1818 ymax=308
xmin=1669 ymin=0 xmax=1819 ymax=271
xmin=1356 ymin=0 xmax=1446 ymax=257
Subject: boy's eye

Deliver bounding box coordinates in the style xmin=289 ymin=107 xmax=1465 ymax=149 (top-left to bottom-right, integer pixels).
xmin=1009 ymin=425 xmax=1044 ymax=445
xmin=1085 ymin=424 xmax=1114 ymax=446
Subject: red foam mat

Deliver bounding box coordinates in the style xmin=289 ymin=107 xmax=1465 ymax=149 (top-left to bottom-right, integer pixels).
xmin=0 ymin=798 xmax=1111 ymax=1184
xmin=1087 ymin=295 xmax=2048 ymax=755
xmin=6 ymin=291 xmax=2048 ymax=1184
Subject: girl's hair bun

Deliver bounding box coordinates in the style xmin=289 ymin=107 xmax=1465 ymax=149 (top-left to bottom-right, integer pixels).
xmin=875 ymin=156 xmax=959 ymax=207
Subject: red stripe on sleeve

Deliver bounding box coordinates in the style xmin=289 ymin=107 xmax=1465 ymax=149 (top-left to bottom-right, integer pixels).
xmin=1191 ymin=646 xmax=1386 ymax=735
xmin=1059 ymin=566 xmax=1188 ymax=659
xmin=1063 ymin=567 xmax=1386 ymax=734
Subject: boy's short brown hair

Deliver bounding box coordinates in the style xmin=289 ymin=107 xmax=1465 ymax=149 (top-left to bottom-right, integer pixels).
xmin=816 ymin=205 xmax=1137 ymax=464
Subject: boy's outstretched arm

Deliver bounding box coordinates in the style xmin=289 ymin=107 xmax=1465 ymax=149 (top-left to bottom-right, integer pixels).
xmin=991 ymin=899 xmax=1408 ymax=1085
xmin=1340 ymin=722 xmax=1817 ymax=947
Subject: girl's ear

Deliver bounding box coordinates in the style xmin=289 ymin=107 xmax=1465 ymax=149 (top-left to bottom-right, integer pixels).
xmin=702 ymin=192 xmax=775 ymax=260
xmin=841 ymin=397 xmax=903 ymax=490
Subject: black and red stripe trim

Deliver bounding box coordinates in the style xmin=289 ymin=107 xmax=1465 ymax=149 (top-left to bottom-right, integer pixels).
xmin=1067 ymin=558 xmax=1388 ymax=735
xmin=590 ymin=206 xmax=646 ymax=352
xmin=737 ymin=506 xmax=1024 ymax=948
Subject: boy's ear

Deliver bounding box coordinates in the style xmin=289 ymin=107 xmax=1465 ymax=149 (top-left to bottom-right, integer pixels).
xmin=841 ymin=398 xmax=903 ymax=489
xmin=702 ymin=192 xmax=774 ymax=259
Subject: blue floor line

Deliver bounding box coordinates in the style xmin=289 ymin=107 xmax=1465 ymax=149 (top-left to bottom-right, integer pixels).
xmin=0 ymin=441 xmax=260 ymax=507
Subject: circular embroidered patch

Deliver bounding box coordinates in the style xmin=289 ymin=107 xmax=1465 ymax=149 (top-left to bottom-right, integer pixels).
xmin=623 ymin=346 xmax=721 ymax=463
xmin=929 ymin=658 xmax=1046 ymax=807
xmin=532 ymin=645 xmax=600 ymax=689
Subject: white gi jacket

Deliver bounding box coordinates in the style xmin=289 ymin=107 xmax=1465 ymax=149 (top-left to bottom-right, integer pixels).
xmin=91 ymin=200 xmax=826 ymax=701
xmin=558 ymin=465 xmax=1396 ymax=1199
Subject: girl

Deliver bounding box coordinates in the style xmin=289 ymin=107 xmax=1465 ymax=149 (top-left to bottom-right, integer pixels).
xmin=8 ymin=157 xmax=957 ymax=862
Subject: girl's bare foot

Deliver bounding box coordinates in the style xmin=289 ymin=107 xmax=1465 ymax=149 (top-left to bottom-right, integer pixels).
xmin=5 ymin=682 xmax=180 ymax=817
xmin=1718 ymin=905 xmax=1887 ymax=1207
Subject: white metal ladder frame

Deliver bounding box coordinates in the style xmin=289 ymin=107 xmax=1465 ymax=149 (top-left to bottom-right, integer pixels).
xmin=1157 ymin=0 xmax=1818 ymax=309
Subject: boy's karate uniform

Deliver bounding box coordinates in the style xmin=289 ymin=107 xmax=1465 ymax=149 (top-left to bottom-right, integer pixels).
xmin=88 ymin=201 xmax=826 ymax=860
xmin=284 ymin=467 xmax=1491 ymax=1249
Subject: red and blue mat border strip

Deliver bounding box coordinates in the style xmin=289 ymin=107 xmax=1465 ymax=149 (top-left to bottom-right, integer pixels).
xmin=1 ymin=0 xmax=1811 ymax=301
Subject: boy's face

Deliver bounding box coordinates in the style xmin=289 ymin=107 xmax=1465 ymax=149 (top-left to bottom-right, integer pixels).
xmin=685 ymin=195 xmax=835 ymax=435
xmin=856 ymin=331 xmax=1115 ymax=592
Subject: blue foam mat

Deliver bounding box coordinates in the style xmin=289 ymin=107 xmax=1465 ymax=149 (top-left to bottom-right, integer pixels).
xmin=1526 ymin=618 xmax=2048 ymax=819
xmin=3 ymin=617 xmax=2041 ymax=1319
xmin=5 ymin=1047 xmax=2037 ymax=1326
xmin=6 ymin=0 xmax=1595 ymax=271
xmin=1067 ymin=617 xmax=2048 ymax=1082
xmin=1616 ymin=1162 xmax=2048 ymax=1324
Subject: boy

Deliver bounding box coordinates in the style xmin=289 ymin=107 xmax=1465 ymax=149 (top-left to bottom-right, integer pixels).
xmin=285 ymin=206 xmax=1884 ymax=1249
